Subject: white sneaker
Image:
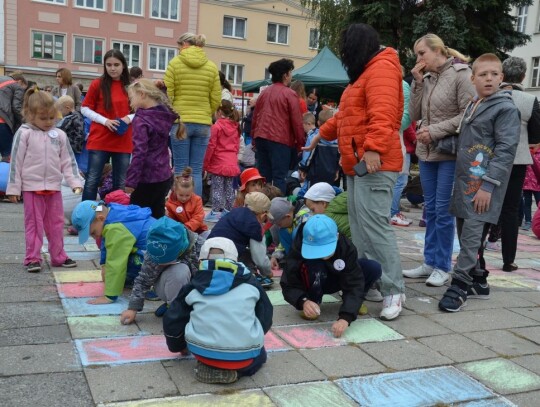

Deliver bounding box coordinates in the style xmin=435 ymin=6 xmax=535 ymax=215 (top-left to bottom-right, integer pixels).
xmin=380 ymin=293 xmax=405 ymax=320
xmin=403 ymin=263 xmax=433 ymax=278
xmin=365 ymin=287 xmax=383 ymax=302
xmin=391 ymin=213 xmax=412 ymax=226
xmin=485 ymin=241 xmax=501 ymax=251
xmin=425 ymin=268 xmax=450 ymax=287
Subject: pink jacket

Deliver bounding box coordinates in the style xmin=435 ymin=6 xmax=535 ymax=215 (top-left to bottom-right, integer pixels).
xmin=7 ymin=124 xmax=82 ymax=195
xmin=203 ymin=117 xmax=241 ymax=177
xmin=523 ymin=150 xmax=540 ymax=192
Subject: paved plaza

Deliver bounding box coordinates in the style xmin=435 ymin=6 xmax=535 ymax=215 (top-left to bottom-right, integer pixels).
xmin=1 ymin=201 xmax=540 ymax=406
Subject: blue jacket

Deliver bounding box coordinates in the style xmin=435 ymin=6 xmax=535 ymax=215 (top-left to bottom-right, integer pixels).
xmin=163 ymin=259 xmax=273 ymax=360
xmin=208 ymin=207 xmax=262 ymax=255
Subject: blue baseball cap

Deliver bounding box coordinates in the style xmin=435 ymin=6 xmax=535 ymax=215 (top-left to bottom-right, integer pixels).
xmin=146 ymin=217 xmax=189 ymax=264
xmin=72 ymin=200 xmax=101 ymax=245
xmin=301 ymin=215 xmax=338 ymax=259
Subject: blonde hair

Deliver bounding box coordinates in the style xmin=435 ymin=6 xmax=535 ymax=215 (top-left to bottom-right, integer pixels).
xmin=55 ymin=95 xmax=75 ymax=109
xmin=317 ymin=109 xmax=334 ymax=126
xmin=173 ymin=167 xmax=195 ymax=193
xmin=23 ymin=86 xmax=57 ymax=121
xmin=129 ymin=78 xmax=186 ymax=139
xmin=302 ymin=112 xmax=316 ymax=126
xmin=290 ymin=80 xmax=306 ymax=100
xmin=472 ymin=53 xmax=502 ymax=74
xmin=177 ymin=32 xmax=206 ymax=47
xmin=414 ymin=33 xmax=471 ymax=63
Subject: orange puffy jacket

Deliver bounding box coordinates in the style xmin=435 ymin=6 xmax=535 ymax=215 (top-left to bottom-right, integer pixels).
xmin=320 ymin=47 xmax=404 ymax=176
xmin=165 ymin=192 xmax=208 ymax=234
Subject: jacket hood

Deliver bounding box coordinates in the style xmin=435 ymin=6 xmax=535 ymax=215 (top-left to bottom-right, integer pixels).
xmin=216 ymin=117 xmax=239 ymax=132
xmin=105 ymin=203 xmax=152 ymax=224
xmin=179 ymin=46 xmax=209 ymax=69
xmin=191 ymin=259 xmax=252 ymax=295
xmin=366 ymin=47 xmax=401 ymax=72
xmin=135 ymin=105 xmax=178 ymax=134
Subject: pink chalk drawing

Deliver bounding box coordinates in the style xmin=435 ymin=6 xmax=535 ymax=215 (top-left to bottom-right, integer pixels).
xmin=264 ymin=331 xmax=291 ymax=352
xmin=273 ymin=323 xmax=343 ymax=349
xmin=57 ymin=282 xmax=105 ymax=298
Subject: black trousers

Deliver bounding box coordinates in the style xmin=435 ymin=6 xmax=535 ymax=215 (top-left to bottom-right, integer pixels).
xmin=130 ymin=176 xmax=173 ymax=219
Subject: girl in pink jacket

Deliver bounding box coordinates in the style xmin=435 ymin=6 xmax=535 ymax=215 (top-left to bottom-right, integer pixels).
xmin=203 ymin=100 xmax=241 ymax=222
xmin=6 ymin=87 xmax=83 ymax=273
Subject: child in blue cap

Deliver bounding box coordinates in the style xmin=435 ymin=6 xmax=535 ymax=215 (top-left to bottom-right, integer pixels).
xmin=71 ymin=200 xmax=155 ymax=304
xmin=280 ymin=214 xmax=382 ymax=338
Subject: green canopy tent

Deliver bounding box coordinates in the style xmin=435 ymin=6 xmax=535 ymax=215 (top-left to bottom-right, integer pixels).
xmin=241 ymin=46 xmax=349 ymax=102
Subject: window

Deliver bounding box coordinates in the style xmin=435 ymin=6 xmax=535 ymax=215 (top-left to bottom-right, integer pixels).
xmin=151 ymin=0 xmax=179 ymax=21
xmin=34 ymin=0 xmax=66 ymax=4
xmin=532 ymin=57 xmax=540 ymax=88
xmin=114 ymin=0 xmax=143 ymax=15
xmin=75 ymin=0 xmax=106 ymax=10
xmin=267 ymin=23 xmax=289 ymax=45
xmin=516 ymin=5 xmax=528 ymax=32
xmin=149 ymin=45 xmax=176 ymax=71
xmin=221 ymin=63 xmax=244 ymax=86
xmin=309 ymin=28 xmax=319 ymax=49
xmin=223 ymin=16 xmax=246 ymax=39
xmin=73 ymin=37 xmax=104 ymax=64
xmin=112 ymin=41 xmax=141 ymax=67
xmin=32 ymin=31 xmax=65 ymax=61
xmin=264 ymin=68 xmax=271 ymax=80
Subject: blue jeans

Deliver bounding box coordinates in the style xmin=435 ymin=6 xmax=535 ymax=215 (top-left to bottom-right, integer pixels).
xmin=255 ymin=138 xmax=295 ymax=194
xmin=82 ymin=150 xmax=131 ymax=201
xmin=419 ymin=160 xmax=456 ymax=272
xmin=169 ymin=123 xmax=210 ymax=196
xmin=0 ymin=123 xmax=14 ymax=159
xmin=391 ymin=153 xmax=410 ymax=216
xmin=523 ymin=190 xmax=540 ymax=223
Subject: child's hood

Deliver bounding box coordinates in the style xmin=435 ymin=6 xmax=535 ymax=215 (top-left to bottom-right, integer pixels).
xmin=105 ymin=203 xmax=153 ymax=225
xmin=135 ymin=105 xmax=178 ymax=133
xmin=191 ymin=259 xmax=252 ymax=295
xmin=215 ymin=117 xmax=239 ymax=133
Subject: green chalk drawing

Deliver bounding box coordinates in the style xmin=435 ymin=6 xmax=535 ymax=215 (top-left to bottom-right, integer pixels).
xmin=68 ymin=316 xmax=140 ymax=339
xmin=460 ymin=358 xmax=540 ymax=394
xmin=54 ymin=270 xmax=102 ymax=283
xmin=343 ymin=319 xmax=404 ymax=343
xmin=266 ymin=290 xmax=339 ymax=306
xmin=265 ymin=381 xmax=357 ymax=407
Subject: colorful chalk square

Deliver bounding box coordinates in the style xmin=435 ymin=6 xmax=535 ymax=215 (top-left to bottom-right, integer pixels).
xmin=264 ymin=381 xmax=357 ymax=407
xmin=62 ymin=297 xmax=129 ymax=316
xmin=266 ymin=290 xmax=339 ymax=306
xmin=273 ymin=323 xmax=343 ymax=349
xmin=336 ymin=366 xmax=495 ymax=407
xmin=57 ymin=282 xmax=105 ymax=298
xmin=101 ymin=390 xmax=274 ymax=406
xmin=83 ymin=242 xmax=100 ymax=251
xmin=76 ymin=335 xmax=181 ymax=366
xmin=64 ymin=250 xmax=101 ymax=260
xmin=459 ymin=358 xmax=540 ymax=394
xmin=264 ymin=330 xmax=291 ymax=352
xmin=342 ymin=318 xmax=404 ymax=343
xmin=54 ymin=269 xmax=102 ymax=283
xmin=68 ymin=316 xmax=140 ymax=339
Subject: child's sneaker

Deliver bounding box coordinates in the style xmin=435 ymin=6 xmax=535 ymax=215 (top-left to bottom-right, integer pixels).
xmin=484 ymin=241 xmax=501 ymax=251
xmin=255 ymin=273 xmax=273 ymax=288
xmin=365 ymin=287 xmax=383 ymax=302
xmin=145 ymin=289 xmax=160 ymax=301
xmin=403 ymin=263 xmax=433 ymax=278
xmin=391 ymin=213 xmax=412 ymax=226
xmin=195 ymin=361 xmax=238 ymax=384
xmin=380 ymin=293 xmax=405 ymax=320
xmin=67 ymin=225 xmax=79 ymax=235
xmin=61 ymin=258 xmax=77 ymax=268
xmin=522 ymin=221 xmax=531 ymax=231
xmin=439 ymin=286 xmax=467 ymax=312
xmin=358 ymin=303 xmax=368 ymax=315
xmin=154 ymin=302 xmax=168 ymax=317
xmin=26 ymin=262 xmax=41 ymax=273
xmin=204 ymin=210 xmax=222 ymax=223
xmin=467 ymin=282 xmax=490 ymax=299
xmin=419 ymin=219 xmax=427 ymax=227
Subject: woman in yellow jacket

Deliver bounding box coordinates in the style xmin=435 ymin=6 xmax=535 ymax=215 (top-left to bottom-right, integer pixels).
xmin=164 ymin=33 xmax=221 ymax=196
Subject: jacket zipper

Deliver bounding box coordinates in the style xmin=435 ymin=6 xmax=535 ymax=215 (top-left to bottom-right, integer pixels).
xmin=425 ymin=74 xmax=440 ymax=159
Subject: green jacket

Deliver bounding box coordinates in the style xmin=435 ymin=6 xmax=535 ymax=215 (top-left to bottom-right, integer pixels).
xmin=164 ymin=46 xmax=221 ymax=125
xmin=325 ymin=192 xmax=351 ymax=239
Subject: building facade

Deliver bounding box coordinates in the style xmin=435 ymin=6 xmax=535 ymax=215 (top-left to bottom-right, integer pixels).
xmin=510 ymin=0 xmax=540 ymax=98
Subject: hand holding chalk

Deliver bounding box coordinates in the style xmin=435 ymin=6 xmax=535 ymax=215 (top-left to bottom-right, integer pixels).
xmin=120 ymin=309 xmax=137 ymax=325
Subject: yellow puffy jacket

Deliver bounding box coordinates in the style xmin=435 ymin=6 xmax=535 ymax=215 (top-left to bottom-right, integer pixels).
xmin=164 ymin=46 xmax=221 ymax=125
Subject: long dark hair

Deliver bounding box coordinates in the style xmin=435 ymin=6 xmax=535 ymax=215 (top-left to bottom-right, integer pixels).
xmin=340 ymin=24 xmax=380 ymax=84
xmin=100 ymin=49 xmax=130 ymax=111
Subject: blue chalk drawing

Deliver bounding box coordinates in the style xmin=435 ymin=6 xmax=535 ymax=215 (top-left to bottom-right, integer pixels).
xmin=61 ymin=297 xmax=129 ymax=316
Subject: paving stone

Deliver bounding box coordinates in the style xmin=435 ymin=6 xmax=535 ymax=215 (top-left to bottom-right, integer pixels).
xmin=0 ymin=283 xmax=60 ymax=302
xmin=57 ymin=282 xmax=105 ymax=298
xmin=134 ymin=312 xmax=165 ymax=335
xmin=0 ymin=342 xmax=81 ymax=375
xmin=0 ymin=324 xmax=72 ymax=346
xmin=0 ymin=372 xmax=93 ymax=407
xmin=164 ymin=358 xmax=258 ymax=396
xmin=460 ymin=292 xmax=537 ymax=311
xmin=429 ymin=309 xmax=537 ymax=333
xmin=360 ymin=339 xmax=453 ymax=370
xmin=508 ymin=307 xmax=540 ymax=323
xmin=0 ymin=301 xmax=66 ymax=329
xmin=506 ymin=390 xmax=540 ymax=407
xmin=513 ymin=291 xmax=540 ymax=305
xmin=0 ymin=264 xmax=55 ymax=287
xmin=85 ymin=362 xmax=179 ymax=404
xmin=54 ymin=269 xmax=102 ymax=283
xmin=454 ymin=398 xmax=517 ymax=406
xmin=68 ymin=316 xmax=140 ymax=339
xmin=511 ymin=354 xmax=540 ymax=376
xmin=459 ymin=358 xmax=540 ymax=395
xmin=271 ymin=301 xmax=341 ymax=326
xmin=511 ymin=326 xmax=540 ymax=345
xmin=383 ymin=314 xmax=452 ymax=338
xmin=300 ymin=346 xmax=386 ymax=377
xmin=464 ymin=330 xmax=540 ymax=357
xmin=402 ymin=295 xmax=443 ymax=314
xmin=418 ymin=334 xmax=497 ymax=363
xmin=404 ymin=282 xmax=449 ymax=297
xmin=265 ymin=381 xmax=357 ymax=407
xmin=62 ymin=297 xmax=129 ymax=317
xmin=250 ymin=351 xmax=326 ymax=387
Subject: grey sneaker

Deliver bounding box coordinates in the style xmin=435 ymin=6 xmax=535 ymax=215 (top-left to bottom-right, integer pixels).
xmin=365 ymin=287 xmax=383 ymax=302
xmin=195 ymin=361 xmax=238 ymax=384
xmin=403 ymin=263 xmax=433 ymax=278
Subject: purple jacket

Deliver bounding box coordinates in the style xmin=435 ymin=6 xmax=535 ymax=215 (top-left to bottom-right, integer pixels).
xmin=125 ymin=105 xmax=177 ymax=188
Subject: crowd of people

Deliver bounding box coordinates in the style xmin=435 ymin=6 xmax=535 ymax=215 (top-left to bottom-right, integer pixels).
xmin=1 ymin=23 xmax=540 ymax=384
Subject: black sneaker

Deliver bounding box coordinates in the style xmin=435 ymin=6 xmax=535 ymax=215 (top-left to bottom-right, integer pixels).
xmin=154 ymin=302 xmax=168 ymax=317
xmin=61 ymin=258 xmax=77 ymax=268
xmin=26 ymin=262 xmax=41 ymax=273
xmin=467 ymin=282 xmax=490 ymax=299
xmin=195 ymin=361 xmax=238 ymax=384
xmin=439 ymin=285 xmax=467 ymax=312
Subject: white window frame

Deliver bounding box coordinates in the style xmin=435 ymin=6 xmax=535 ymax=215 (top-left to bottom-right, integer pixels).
xmin=148 ymin=45 xmax=177 ymax=71
xmin=267 ymin=22 xmax=289 ymax=45
xmin=223 ymin=16 xmax=247 ymax=39
xmin=73 ymin=36 xmax=105 ymax=65
xmin=532 ymin=57 xmax=540 ymax=88
xmin=32 ymin=31 xmax=66 ymax=61
xmin=150 ymin=0 xmax=180 ymax=21
xmin=516 ymin=5 xmax=528 ymax=33
xmin=32 ymin=0 xmax=66 ymax=5
xmin=309 ymin=28 xmax=319 ymax=49
xmin=114 ymin=0 xmax=144 ymax=16
xmin=221 ymin=63 xmax=244 ymax=86
xmin=112 ymin=40 xmax=142 ymax=67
